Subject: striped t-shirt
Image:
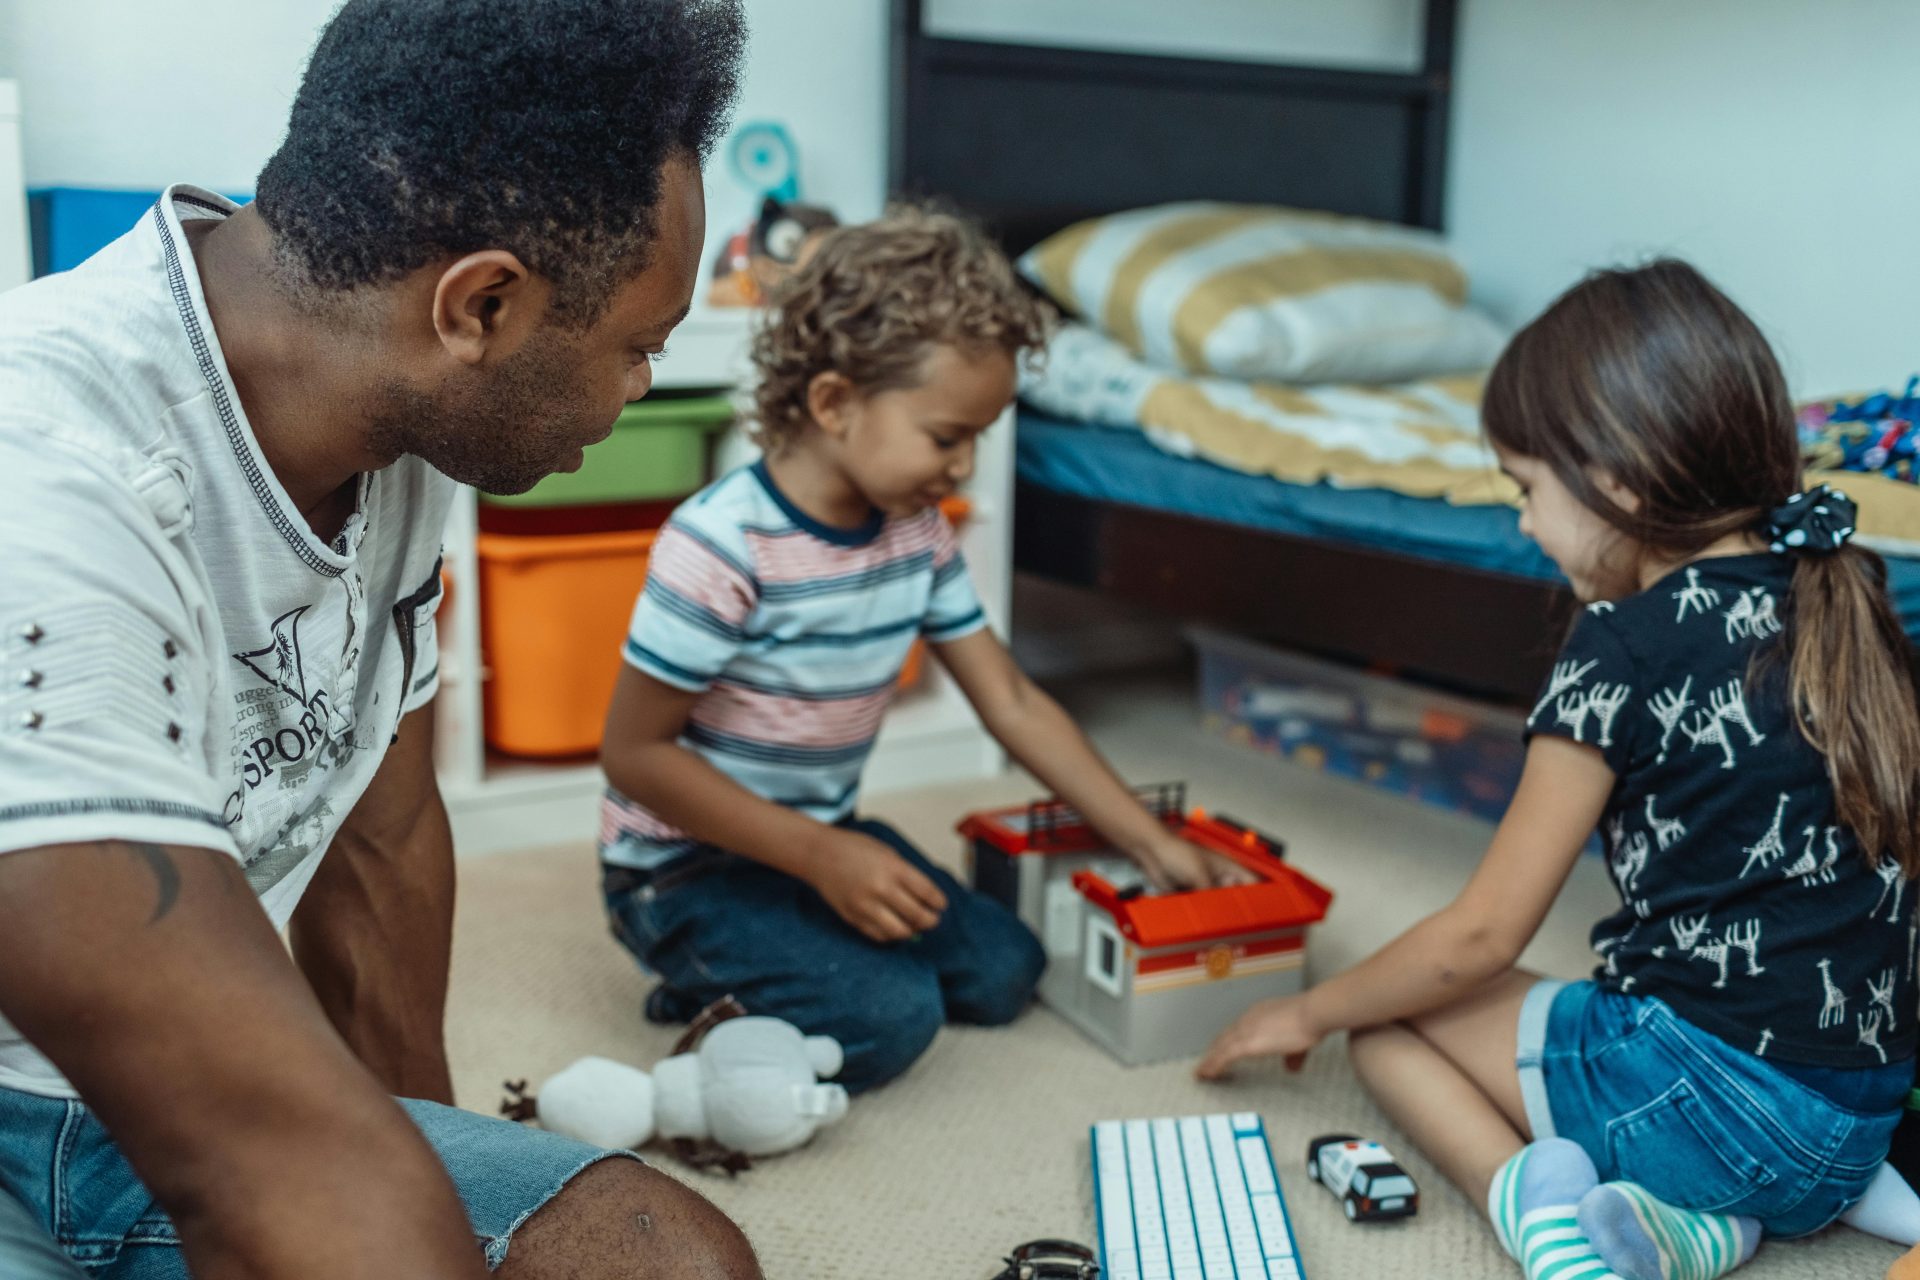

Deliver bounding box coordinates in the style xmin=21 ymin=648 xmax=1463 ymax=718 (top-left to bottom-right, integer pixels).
xmin=600 ymin=461 xmax=988 ymax=870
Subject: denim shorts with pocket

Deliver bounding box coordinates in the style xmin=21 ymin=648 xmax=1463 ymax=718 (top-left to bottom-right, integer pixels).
xmin=1515 ymin=979 xmax=1907 ymax=1238
xmin=0 ymin=1088 xmax=638 ymax=1276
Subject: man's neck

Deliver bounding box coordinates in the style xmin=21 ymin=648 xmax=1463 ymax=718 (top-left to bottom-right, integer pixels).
xmin=188 ymin=206 xmax=383 ymax=540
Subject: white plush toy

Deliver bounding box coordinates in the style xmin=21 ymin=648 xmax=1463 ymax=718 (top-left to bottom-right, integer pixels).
xmin=514 ymin=1016 xmax=849 ymax=1163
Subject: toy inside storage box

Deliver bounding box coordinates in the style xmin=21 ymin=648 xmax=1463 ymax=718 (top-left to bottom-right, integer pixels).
xmin=961 ymin=784 xmax=1332 ymax=1065
xmin=1192 ymin=627 xmax=1527 ymax=827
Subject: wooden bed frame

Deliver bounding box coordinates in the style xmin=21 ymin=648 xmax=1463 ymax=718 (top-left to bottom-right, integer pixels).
xmin=888 ymin=0 xmax=1575 ymax=703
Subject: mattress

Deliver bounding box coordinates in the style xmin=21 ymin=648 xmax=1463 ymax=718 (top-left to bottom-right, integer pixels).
xmin=1014 ymin=406 xmax=1920 ymax=638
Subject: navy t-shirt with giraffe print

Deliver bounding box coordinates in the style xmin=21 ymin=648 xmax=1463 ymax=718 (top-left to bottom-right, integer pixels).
xmin=1525 ymin=552 xmax=1917 ymax=1069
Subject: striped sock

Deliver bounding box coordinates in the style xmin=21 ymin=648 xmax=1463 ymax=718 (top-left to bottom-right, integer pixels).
xmin=1486 ymin=1139 xmax=1624 ymax=1280
xmin=1578 ymin=1182 xmax=1759 ymax=1280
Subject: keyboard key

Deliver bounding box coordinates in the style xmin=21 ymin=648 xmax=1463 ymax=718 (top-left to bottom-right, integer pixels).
xmin=1252 ymin=1194 xmax=1293 ymax=1256
xmin=1239 ymin=1137 xmax=1278 ymax=1194
xmin=1097 ymin=1116 xmax=1306 ymax=1280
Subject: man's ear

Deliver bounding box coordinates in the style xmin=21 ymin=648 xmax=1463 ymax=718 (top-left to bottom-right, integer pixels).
xmin=805 ymin=371 xmax=860 ymax=439
xmin=431 ymin=250 xmax=546 ymax=366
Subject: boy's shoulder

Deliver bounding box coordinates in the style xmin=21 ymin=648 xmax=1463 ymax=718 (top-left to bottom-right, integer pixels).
xmin=663 ymin=464 xmax=779 ymax=553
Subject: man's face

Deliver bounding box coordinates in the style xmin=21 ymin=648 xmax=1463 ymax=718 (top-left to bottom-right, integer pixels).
xmin=376 ymin=155 xmax=705 ymax=495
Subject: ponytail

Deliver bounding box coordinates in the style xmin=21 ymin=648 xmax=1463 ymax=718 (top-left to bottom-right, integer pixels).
xmin=1785 ymin=546 xmax=1920 ymax=876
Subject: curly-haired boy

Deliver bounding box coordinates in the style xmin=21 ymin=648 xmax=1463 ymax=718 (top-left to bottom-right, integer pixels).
xmin=598 ymin=207 xmax=1249 ymax=1091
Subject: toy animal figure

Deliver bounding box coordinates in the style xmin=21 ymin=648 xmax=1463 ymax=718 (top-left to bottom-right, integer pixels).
xmin=503 ymin=1002 xmax=848 ymax=1172
xmin=707 ymin=196 xmax=839 ymax=308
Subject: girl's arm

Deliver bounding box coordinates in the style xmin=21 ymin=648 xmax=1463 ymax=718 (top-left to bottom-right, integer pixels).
xmin=1198 ymin=733 xmax=1614 ymax=1078
xmin=935 ymin=628 xmax=1249 ymax=888
xmin=599 ymin=667 xmax=948 ymax=943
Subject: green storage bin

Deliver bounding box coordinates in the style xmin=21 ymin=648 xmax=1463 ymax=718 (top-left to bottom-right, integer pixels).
xmin=483 ymin=394 xmax=734 ymax=506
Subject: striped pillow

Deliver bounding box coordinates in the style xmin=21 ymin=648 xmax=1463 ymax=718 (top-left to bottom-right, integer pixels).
xmin=1019 ymin=202 xmax=1505 ymax=385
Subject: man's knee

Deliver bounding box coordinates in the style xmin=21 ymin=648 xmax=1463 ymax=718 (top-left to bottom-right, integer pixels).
xmin=499 ymin=1156 xmax=759 ymax=1280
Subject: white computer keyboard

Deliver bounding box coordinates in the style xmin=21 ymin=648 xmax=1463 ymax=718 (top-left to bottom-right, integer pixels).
xmin=1091 ymin=1113 xmax=1305 ymax=1280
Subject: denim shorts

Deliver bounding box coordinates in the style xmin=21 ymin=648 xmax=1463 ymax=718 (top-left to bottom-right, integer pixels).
xmin=0 ymin=1088 xmax=638 ymax=1276
xmin=1515 ymin=979 xmax=1905 ymax=1237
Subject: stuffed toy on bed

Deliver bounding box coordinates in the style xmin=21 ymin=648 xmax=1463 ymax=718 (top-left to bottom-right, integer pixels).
xmin=502 ymin=999 xmax=849 ymax=1172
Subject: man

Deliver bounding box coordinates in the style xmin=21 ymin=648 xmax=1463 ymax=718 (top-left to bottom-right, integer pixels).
xmin=0 ymin=1 xmax=759 ymax=1276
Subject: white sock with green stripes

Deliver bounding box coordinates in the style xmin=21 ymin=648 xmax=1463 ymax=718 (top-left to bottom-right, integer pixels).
xmin=1578 ymin=1182 xmax=1759 ymax=1280
xmin=1486 ymin=1138 xmax=1623 ymax=1279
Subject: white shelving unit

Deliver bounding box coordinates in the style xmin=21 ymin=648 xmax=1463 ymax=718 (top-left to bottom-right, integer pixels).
xmin=434 ymin=306 xmax=1012 ymax=856
xmin=0 ymin=82 xmax=30 ymax=293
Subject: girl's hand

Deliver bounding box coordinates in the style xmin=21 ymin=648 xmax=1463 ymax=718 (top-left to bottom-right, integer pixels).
xmin=1196 ymin=994 xmax=1322 ymax=1080
xmin=1134 ymin=832 xmax=1261 ymax=891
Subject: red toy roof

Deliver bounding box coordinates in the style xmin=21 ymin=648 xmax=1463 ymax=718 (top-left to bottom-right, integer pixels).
xmin=959 ymin=800 xmax=1334 ymax=948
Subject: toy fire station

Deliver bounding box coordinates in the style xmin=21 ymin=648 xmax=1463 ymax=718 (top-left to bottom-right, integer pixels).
xmin=960 ymin=784 xmax=1333 ymax=1066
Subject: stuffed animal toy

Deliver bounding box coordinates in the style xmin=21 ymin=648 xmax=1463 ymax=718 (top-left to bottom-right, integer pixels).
xmin=503 ymin=1003 xmax=848 ymax=1172
xmin=707 ymin=196 xmax=839 ymax=308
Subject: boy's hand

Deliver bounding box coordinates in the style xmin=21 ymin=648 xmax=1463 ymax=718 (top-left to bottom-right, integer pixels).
xmin=806 ymin=829 xmax=949 ymax=943
xmin=1195 ymin=994 xmax=1322 ymax=1080
xmin=1134 ymin=831 xmax=1261 ymax=892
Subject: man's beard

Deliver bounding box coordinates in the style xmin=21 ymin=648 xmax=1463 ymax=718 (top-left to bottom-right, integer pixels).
xmin=365 ymin=330 xmax=609 ymax=495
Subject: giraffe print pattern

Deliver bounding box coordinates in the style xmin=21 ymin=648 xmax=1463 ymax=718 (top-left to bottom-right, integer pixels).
xmin=1528 ymin=555 xmax=1917 ymax=1066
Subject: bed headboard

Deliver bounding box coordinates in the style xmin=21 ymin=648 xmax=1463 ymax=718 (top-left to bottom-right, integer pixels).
xmin=887 ymin=0 xmax=1458 ymax=255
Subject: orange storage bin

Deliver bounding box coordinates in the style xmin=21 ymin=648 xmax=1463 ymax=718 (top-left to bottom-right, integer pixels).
xmin=478 ymin=527 xmax=658 ymax=758
xmin=898 ymin=495 xmax=973 ymax=692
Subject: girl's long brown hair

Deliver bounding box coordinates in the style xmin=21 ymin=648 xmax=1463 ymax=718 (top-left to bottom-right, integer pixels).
xmin=1483 ymin=259 xmax=1920 ymax=875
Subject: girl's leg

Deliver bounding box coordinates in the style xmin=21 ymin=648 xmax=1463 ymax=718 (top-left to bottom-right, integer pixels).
xmin=1348 ymin=968 xmax=1541 ymax=1209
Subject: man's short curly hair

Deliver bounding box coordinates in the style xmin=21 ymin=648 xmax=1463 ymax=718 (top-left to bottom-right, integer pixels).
xmin=254 ymin=0 xmax=744 ymax=321
xmin=750 ymin=205 xmax=1053 ymax=450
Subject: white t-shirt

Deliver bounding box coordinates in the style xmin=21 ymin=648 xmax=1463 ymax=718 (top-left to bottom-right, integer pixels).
xmin=0 ymin=186 xmax=454 ymax=1096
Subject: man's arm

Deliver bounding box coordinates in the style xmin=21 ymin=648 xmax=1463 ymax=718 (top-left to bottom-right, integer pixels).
xmin=288 ymin=703 xmax=456 ymax=1103
xmin=0 ymin=841 xmax=487 ymax=1279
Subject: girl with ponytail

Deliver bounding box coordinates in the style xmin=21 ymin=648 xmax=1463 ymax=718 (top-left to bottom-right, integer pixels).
xmin=1199 ymin=260 xmax=1920 ymax=1280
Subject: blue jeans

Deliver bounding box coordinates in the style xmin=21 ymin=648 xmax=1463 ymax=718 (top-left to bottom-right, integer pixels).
xmin=604 ymin=818 xmax=1046 ymax=1093
xmin=0 ymin=1089 xmax=634 ymax=1276
xmin=1516 ymin=979 xmax=1908 ymax=1237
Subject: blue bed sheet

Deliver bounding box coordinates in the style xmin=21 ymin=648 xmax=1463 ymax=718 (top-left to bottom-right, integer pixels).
xmin=1014 ymin=406 xmax=1920 ymax=637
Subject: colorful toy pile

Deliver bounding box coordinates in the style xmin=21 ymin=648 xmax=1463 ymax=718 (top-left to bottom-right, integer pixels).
xmin=1798 ymin=376 xmax=1920 ymax=483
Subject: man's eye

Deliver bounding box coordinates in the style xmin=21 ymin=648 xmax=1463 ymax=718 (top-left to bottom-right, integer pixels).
xmin=638 ymin=346 xmax=669 ymax=365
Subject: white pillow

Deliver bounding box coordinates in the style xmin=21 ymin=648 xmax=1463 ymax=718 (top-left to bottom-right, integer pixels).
xmin=1019 ymin=202 xmax=1504 ymax=384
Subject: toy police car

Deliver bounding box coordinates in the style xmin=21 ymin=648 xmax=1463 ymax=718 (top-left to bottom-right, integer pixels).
xmin=1306 ymin=1134 xmax=1419 ymax=1222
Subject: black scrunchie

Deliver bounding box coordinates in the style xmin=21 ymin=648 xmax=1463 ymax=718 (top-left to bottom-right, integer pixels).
xmin=1765 ymin=483 xmax=1857 ymax=556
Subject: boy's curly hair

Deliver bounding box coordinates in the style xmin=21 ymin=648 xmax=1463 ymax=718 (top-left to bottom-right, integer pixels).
xmin=750 ymin=204 xmax=1053 ymax=449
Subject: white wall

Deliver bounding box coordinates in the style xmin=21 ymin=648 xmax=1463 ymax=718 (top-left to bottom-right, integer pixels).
xmin=4 ymin=0 xmax=1914 ymax=395
xmin=0 ymin=0 xmax=333 ymax=192
xmin=1449 ymin=0 xmax=1920 ymax=396
xmin=927 ymin=0 xmax=1419 ymax=71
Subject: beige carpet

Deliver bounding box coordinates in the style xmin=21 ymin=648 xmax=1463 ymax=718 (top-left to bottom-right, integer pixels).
xmin=445 ymin=670 xmax=1901 ymax=1278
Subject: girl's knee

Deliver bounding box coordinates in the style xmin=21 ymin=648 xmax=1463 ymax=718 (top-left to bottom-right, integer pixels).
xmin=1347 ymin=1021 xmax=1415 ymax=1077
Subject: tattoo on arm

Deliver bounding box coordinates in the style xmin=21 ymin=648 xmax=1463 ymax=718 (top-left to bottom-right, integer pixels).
xmin=121 ymin=842 xmax=182 ymax=923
